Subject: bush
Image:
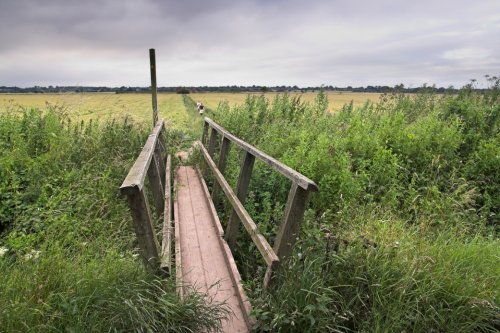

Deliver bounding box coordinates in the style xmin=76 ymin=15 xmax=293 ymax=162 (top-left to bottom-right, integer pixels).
xmin=211 ymin=88 xmax=500 ymax=332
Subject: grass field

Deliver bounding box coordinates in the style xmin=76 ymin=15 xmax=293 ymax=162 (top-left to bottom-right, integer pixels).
xmin=190 ymin=91 xmax=381 ymax=112
xmin=0 ymin=91 xmax=381 ymax=122
xmin=0 ymin=93 xmax=187 ymax=127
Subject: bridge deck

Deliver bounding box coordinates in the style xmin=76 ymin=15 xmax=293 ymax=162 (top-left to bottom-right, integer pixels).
xmin=174 ymin=166 xmax=251 ymax=332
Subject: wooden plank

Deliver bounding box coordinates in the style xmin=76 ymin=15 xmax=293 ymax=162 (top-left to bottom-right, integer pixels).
xmin=225 ymin=151 xmax=255 ymax=248
xmin=147 ymin=152 xmax=165 ymax=215
xmin=176 ymin=166 xmax=251 ymax=332
xmin=160 ymin=155 xmax=172 ymax=273
xmin=198 ymin=142 xmax=279 ymax=267
xmin=173 ymin=176 xmax=183 ymax=299
xmin=211 ymin=136 xmax=231 ymax=205
xmin=204 ymin=117 xmax=318 ymax=192
xmin=196 ymin=167 xmax=254 ymax=328
xmin=125 ymin=188 xmax=160 ymax=273
xmin=120 ymin=120 xmax=164 ymax=195
xmin=149 ymin=48 xmax=158 ymax=126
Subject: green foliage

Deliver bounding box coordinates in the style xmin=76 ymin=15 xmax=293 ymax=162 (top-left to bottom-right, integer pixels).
xmin=211 ymin=86 xmax=500 ymax=332
xmin=0 ymin=108 xmax=226 ymax=332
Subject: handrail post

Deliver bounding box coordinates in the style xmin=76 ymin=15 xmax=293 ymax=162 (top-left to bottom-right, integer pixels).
xmin=149 ymin=48 xmax=158 ymax=127
xmin=225 ymin=151 xmax=255 ymax=248
xmin=265 ymin=182 xmax=310 ymax=286
xmin=211 ymin=136 xmax=231 ymax=205
xmin=207 ymin=127 xmax=218 ymax=158
xmin=125 ymin=188 xmax=161 ymax=273
xmin=147 ymin=151 xmax=165 ymax=215
xmin=202 ymin=120 xmax=210 ymax=145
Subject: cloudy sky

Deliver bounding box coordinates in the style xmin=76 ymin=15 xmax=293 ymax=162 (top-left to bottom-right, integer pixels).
xmin=0 ymin=0 xmax=499 ymax=88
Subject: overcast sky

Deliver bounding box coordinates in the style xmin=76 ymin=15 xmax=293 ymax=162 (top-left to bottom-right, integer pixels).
xmin=0 ymin=0 xmax=499 ymax=88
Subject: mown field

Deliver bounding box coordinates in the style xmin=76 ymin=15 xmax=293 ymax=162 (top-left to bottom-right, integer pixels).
xmin=190 ymin=91 xmax=380 ymax=112
xmin=1 ymin=86 xmax=499 ymax=332
xmin=0 ymin=91 xmax=380 ymax=120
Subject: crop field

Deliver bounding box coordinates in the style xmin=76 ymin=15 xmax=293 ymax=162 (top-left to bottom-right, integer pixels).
xmin=0 ymin=93 xmax=187 ymax=127
xmin=0 ymin=91 xmax=381 ymax=121
xmin=190 ymin=91 xmax=381 ymax=111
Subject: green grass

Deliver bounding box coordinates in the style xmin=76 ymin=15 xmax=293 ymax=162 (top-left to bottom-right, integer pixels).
xmin=208 ymin=84 xmax=500 ymax=332
xmin=0 ymin=108 xmax=228 ymax=332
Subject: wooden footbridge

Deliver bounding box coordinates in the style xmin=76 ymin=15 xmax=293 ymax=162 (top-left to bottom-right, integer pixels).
xmin=119 ymin=50 xmax=318 ymax=332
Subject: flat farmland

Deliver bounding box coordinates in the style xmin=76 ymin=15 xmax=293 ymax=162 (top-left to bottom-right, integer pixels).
xmin=190 ymin=91 xmax=381 ymax=112
xmin=1 ymin=92 xmax=381 ymax=124
xmin=0 ymin=93 xmax=189 ymax=127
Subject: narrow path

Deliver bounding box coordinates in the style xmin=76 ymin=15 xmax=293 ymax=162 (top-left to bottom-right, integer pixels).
xmin=174 ymin=166 xmax=251 ymax=333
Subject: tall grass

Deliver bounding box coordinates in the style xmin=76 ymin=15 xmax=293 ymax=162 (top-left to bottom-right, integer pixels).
xmin=0 ymin=108 xmax=227 ymax=332
xmin=211 ymin=82 xmax=500 ymax=332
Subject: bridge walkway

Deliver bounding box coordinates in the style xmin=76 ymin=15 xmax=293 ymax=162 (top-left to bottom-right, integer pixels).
xmin=174 ymin=166 xmax=252 ymax=332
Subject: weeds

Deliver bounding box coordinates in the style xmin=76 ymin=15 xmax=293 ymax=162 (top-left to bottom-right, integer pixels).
xmin=211 ymin=86 xmax=499 ymax=332
xmin=0 ymin=107 xmax=225 ymax=332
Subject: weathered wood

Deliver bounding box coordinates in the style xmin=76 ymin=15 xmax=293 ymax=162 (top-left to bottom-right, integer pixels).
xmin=204 ymin=117 xmax=318 ymax=192
xmin=202 ymin=121 xmax=209 ymax=145
xmin=125 ymin=188 xmax=160 ymax=272
xmin=173 ymin=177 xmax=183 ymax=299
xmin=160 ymin=155 xmax=172 ymax=273
xmin=198 ymin=142 xmax=278 ymax=267
xmin=211 ymin=136 xmax=231 ymax=204
xmin=225 ymin=151 xmax=255 ymax=248
xmin=196 ymin=167 xmax=254 ymax=328
xmin=120 ymin=120 xmax=164 ymax=195
xmin=149 ymin=48 xmax=158 ymax=126
xmin=147 ymin=152 xmax=165 ymax=215
xmin=157 ymin=127 xmax=167 ymax=175
xmin=273 ymin=182 xmax=310 ymax=261
xmin=263 ymin=258 xmax=280 ymax=289
xmin=207 ymin=127 xmax=218 ymax=158
xmin=176 ymin=166 xmax=252 ymax=331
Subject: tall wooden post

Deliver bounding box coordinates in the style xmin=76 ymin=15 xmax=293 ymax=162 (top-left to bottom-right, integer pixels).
xmin=149 ymin=48 xmax=158 ymax=126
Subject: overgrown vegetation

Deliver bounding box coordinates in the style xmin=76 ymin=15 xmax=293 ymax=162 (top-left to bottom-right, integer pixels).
xmin=210 ymin=80 xmax=500 ymax=332
xmin=0 ymin=108 xmax=227 ymax=332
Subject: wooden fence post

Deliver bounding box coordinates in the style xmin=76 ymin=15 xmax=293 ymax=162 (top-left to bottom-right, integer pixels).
xmin=207 ymin=127 xmax=218 ymax=158
xmin=149 ymin=48 xmax=158 ymax=127
xmin=211 ymin=136 xmax=231 ymax=205
xmin=225 ymin=151 xmax=255 ymax=247
xmin=264 ymin=182 xmax=310 ymax=286
xmin=125 ymin=188 xmax=161 ymax=272
xmin=147 ymin=152 xmax=165 ymax=216
xmin=201 ymin=121 xmax=209 ymax=146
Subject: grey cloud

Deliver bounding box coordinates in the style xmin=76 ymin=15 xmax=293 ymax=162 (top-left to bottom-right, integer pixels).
xmin=0 ymin=0 xmax=499 ymax=87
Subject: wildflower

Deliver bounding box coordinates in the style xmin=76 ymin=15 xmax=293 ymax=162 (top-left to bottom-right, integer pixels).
xmin=24 ymin=250 xmax=41 ymax=261
xmin=0 ymin=247 xmax=8 ymax=257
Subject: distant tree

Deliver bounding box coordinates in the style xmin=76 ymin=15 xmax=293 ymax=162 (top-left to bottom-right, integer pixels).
xmin=176 ymin=87 xmax=190 ymax=94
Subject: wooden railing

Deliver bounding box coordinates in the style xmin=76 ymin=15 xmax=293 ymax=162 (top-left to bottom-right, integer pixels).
xmin=120 ymin=120 xmax=172 ymax=274
xmin=198 ymin=117 xmax=318 ymax=288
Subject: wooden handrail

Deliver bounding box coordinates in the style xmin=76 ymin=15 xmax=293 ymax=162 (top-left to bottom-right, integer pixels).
xmin=198 ymin=142 xmax=279 ymax=267
xmin=120 ymin=120 xmax=164 ymax=195
xmin=199 ymin=118 xmax=319 ymax=288
xmin=204 ymin=117 xmax=318 ymax=192
xmin=119 ymin=119 xmax=169 ymax=274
